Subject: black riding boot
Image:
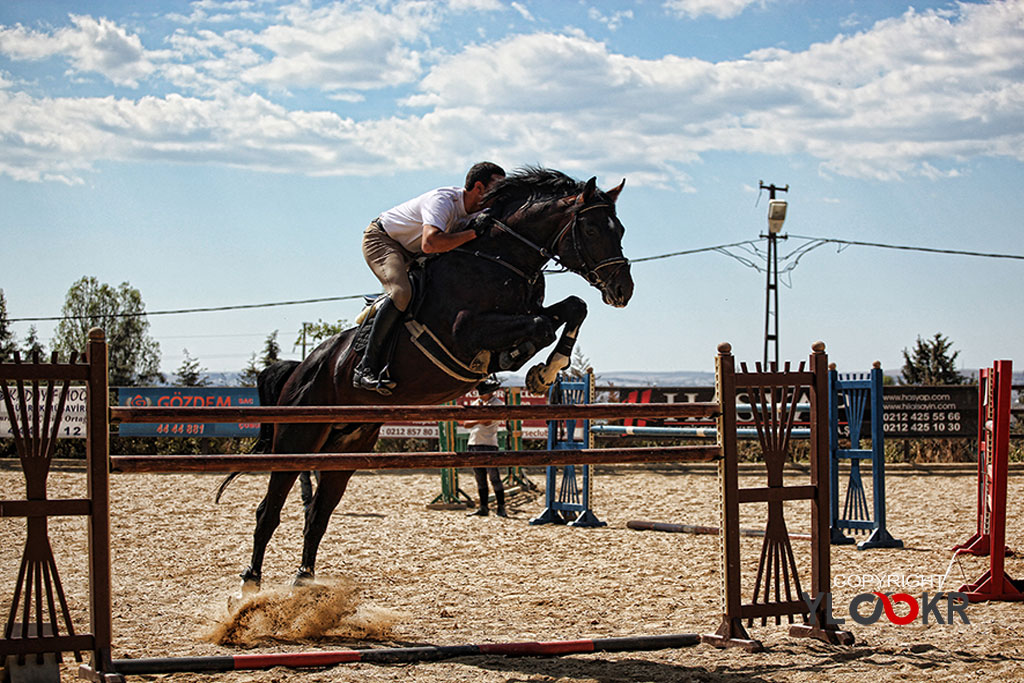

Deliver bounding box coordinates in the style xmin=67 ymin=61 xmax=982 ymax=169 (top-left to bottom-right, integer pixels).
xmin=353 ymin=297 xmax=402 ymax=395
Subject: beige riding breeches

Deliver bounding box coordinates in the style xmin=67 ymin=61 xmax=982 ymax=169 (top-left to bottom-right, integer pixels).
xmin=362 ymin=219 xmax=415 ymax=312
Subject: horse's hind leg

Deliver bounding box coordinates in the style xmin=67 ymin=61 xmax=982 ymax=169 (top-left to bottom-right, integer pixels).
xmin=295 ymin=426 xmax=381 ymax=584
xmin=243 ymin=470 xmax=301 ymax=589
xmin=243 ymin=424 xmax=329 ymax=590
xmin=296 ymin=469 xmax=355 ymax=584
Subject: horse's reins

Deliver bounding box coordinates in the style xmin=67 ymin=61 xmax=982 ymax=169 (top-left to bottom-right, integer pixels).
xmin=462 ymin=201 xmax=629 ymax=289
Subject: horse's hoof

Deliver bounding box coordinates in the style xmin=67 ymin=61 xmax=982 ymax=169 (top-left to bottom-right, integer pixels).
xmin=239 ymin=567 xmax=261 ymax=596
xmin=293 ymin=568 xmax=316 ymax=586
xmin=526 ymin=364 xmax=549 ymax=394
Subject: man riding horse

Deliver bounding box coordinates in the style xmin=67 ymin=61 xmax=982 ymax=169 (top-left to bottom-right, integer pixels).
xmin=236 ymin=167 xmax=633 ymax=589
xmin=354 ymin=162 xmax=506 ymax=395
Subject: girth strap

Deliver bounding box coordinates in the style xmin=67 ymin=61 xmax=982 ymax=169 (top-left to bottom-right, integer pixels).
xmin=405 ymin=320 xmax=490 ymax=383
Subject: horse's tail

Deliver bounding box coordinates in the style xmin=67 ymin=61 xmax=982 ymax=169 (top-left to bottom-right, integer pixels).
xmin=214 ymin=472 xmax=243 ymax=503
xmin=214 ymin=359 xmax=301 ymax=504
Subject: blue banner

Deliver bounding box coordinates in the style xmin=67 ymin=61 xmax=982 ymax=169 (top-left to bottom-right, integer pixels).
xmin=117 ymin=387 xmax=261 ymax=437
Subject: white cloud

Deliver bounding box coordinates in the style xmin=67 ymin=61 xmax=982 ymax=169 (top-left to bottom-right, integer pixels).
xmin=0 ymin=89 xmax=396 ymax=183
xmin=167 ymin=0 xmax=268 ymax=25
xmin=663 ymin=0 xmax=766 ymax=20
xmin=0 ymin=1 xmax=1022 ymax=187
xmin=588 ymin=8 xmax=634 ymax=31
xmin=510 ymin=2 xmax=534 ymax=22
xmin=447 ymin=0 xmax=503 ymax=11
xmin=238 ymin=1 xmax=438 ymax=91
xmin=403 ymin=3 xmax=1024 ymax=182
xmin=0 ymin=14 xmax=156 ymax=87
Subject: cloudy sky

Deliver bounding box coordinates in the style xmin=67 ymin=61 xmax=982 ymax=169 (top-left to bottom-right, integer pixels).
xmin=2 ymin=0 xmax=1022 ymax=379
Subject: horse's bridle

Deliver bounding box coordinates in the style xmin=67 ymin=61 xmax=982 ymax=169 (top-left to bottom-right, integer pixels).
xmin=473 ymin=200 xmax=630 ymax=289
xmin=552 ymin=202 xmax=631 ymax=288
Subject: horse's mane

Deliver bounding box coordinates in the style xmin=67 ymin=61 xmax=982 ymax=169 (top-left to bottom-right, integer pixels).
xmin=483 ymin=166 xmax=585 ymax=219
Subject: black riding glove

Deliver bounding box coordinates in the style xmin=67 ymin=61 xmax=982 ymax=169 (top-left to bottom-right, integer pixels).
xmin=466 ymin=209 xmax=493 ymax=237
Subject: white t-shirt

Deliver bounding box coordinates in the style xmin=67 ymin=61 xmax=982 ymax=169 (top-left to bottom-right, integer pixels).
xmin=379 ymin=186 xmax=469 ymax=253
xmin=467 ymin=392 xmax=503 ymax=447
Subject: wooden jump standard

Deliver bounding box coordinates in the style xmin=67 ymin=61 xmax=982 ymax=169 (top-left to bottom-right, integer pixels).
xmin=0 ymin=330 xmax=851 ymax=683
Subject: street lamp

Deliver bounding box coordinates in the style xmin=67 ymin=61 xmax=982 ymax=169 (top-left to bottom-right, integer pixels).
xmin=767 ymin=197 xmax=787 ymax=234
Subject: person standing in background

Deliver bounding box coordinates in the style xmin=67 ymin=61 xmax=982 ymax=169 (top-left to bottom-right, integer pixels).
xmin=463 ymin=377 xmax=506 ymax=517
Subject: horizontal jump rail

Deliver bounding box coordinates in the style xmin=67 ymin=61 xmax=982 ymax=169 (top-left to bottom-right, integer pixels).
xmin=110 ymin=445 xmax=721 ymax=473
xmin=592 ymin=425 xmax=810 ymax=439
xmin=109 ymin=402 xmax=720 ymax=425
xmin=108 ymin=633 xmax=701 ymax=675
xmin=626 ymin=519 xmax=812 ymax=541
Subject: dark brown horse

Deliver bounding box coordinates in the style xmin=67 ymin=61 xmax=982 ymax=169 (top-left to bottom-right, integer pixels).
xmin=241 ymin=168 xmax=633 ymax=589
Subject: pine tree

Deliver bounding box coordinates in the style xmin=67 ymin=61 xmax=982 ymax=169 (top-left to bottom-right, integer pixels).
xmin=565 ymin=346 xmax=593 ymax=380
xmin=261 ymin=331 xmax=281 ymax=368
xmin=900 ymin=333 xmax=966 ymax=386
xmin=238 ymin=353 xmax=261 ymax=388
xmin=0 ymin=289 xmax=18 ymax=361
xmin=173 ymin=349 xmax=209 ymax=387
xmin=22 ymin=325 xmax=45 ymax=359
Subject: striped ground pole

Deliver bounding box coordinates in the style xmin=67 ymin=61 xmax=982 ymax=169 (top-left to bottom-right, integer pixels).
xmin=110 ymin=634 xmax=701 ymax=675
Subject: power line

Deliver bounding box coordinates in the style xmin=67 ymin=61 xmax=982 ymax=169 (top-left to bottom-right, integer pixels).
xmin=628 ymin=239 xmax=762 ymax=263
xmin=787 ymin=234 xmax=1024 ymax=261
xmin=9 ymin=234 xmax=1022 ymax=323
xmin=10 ymin=294 xmax=368 ymax=323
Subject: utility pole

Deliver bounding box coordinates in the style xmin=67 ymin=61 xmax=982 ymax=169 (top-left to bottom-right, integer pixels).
xmin=759 ymin=181 xmax=788 ymax=368
xmin=301 ymin=322 xmax=311 ymax=359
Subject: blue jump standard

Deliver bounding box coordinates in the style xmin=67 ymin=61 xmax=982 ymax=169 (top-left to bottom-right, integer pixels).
xmin=828 ymin=365 xmax=902 ymax=550
xmin=530 ymin=372 xmax=606 ymax=527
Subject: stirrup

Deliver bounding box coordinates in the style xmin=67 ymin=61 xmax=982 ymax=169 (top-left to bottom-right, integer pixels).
xmin=377 ymin=364 xmax=396 ymax=391
xmin=353 ymin=366 xmax=394 ymax=396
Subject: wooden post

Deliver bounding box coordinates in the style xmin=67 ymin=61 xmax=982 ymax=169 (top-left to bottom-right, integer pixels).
xmin=790 ymin=342 xmax=853 ymax=644
xmin=84 ymin=329 xmax=117 ymax=680
xmin=701 ymin=342 xmax=763 ymax=650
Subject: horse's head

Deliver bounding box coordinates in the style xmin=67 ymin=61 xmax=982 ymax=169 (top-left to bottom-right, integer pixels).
xmin=482 ymin=168 xmax=634 ymax=307
xmin=551 ymin=177 xmax=634 ymax=308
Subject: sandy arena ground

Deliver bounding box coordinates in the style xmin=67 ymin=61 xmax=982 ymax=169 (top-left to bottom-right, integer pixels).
xmin=3 ymin=462 xmax=1024 ymax=682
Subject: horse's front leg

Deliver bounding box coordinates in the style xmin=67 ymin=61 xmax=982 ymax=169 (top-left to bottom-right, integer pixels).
xmin=452 ymin=309 xmax=558 ymax=372
xmin=525 ymin=295 xmax=587 ymax=394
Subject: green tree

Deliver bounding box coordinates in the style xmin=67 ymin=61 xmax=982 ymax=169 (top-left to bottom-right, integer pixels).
xmin=260 ymin=331 xmax=281 ymax=368
xmin=564 ymin=346 xmax=593 ymax=380
xmin=173 ymin=349 xmax=209 ymax=387
xmin=22 ymin=325 xmax=45 ymax=359
xmin=900 ymin=333 xmax=966 ymax=386
xmin=0 ymin=289 xmax=17 ymax=361
xmin=294 ymin=318 xmax=348 ymax=358
xmin=52 ymin=277 xmax=163 ymax=385
xmin=238 ymin=353 xmax=261 ymax=387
